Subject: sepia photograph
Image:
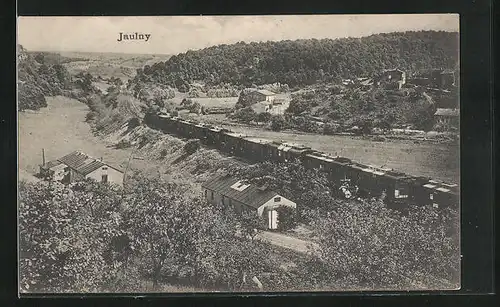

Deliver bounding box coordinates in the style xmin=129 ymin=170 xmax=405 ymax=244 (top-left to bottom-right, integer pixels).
xmin=17 ymin=15 xmax=460 ymax=293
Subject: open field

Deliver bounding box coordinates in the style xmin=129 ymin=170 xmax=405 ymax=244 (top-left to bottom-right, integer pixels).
xmin=60 ymin=51 xmax=171 ymax=80
xmin=227 ymin=126 xmax=459 ymax=183
xmin=191 ymin=97 xmax=239 ymax=108
xmin=18 ymin=96 xmax=140 ymax=175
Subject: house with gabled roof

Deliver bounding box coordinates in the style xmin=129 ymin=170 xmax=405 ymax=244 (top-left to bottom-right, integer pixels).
xmin=434 ymin=108 xmax=459 ymax=127
xmin=39 ymin=151 xmax=124 ymax=186
xmin=202 ymin=174 xmax=296 ymax=230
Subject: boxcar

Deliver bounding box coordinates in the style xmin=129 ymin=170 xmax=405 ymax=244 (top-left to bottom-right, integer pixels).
xmin=244 ymin=137 xmax=273 ymax=161
xmin=205 ymin=126 xmax=223 ymax=146
xmin=221 ymin=132 xmax=247 ymax=155
xmin=417 ymin=180 xmax=459 ymax=208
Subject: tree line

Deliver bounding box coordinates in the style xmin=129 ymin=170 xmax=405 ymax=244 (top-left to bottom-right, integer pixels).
xmin=130 ymin=31 xmax=458 ymax=90
xmin=18 ymin=45 xmax=74 ymax=110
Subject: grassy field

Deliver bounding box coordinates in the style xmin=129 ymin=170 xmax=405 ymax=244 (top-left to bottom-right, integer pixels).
xmin=191 ymin=97 xmax=239 ymax=108
xmin=61 ymin=51 xmax=171 ymax=80
xmin=18 ymin=96 xmax=139 ymax=175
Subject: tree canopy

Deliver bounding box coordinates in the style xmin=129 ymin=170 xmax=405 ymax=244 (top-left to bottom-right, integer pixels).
xmin=130 ymin=31 xmax=458 ymax=90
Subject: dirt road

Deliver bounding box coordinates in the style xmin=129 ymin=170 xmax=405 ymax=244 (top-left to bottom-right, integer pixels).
xmin=256 ymin=231 xmax=320 ymax=255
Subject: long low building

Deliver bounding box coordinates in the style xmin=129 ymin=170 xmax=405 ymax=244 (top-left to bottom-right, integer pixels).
xmin=39 ymin=151 xmax=124 ymax=186
xmin=202 ymin=174 xmax=296 ymax=230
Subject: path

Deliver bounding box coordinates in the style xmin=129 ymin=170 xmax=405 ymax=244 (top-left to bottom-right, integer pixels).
xmin=255 ymin=231 xmax=320 ymax=255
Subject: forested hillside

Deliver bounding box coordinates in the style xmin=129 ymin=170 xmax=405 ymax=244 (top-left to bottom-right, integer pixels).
xmin=18 ymin=45 xmax=73 ymax=110
xmin=131 ymin=31 xmax=458 ymax=89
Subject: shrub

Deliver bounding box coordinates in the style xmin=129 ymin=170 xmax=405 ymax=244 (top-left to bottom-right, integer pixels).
xmin=184 ymin=139 xmax=201 ymax=155
xmin=270 ymin=115 xmax=286 ymax=131
xmin=232 ymin=107 xmax=257 ymax=123
xmin=276 ymin=206 xmax=297 ymax=231
xmin=257 ymin=112 xmax=273 ymax=123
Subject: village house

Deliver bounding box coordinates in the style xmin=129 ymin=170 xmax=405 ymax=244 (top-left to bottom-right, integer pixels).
xmin=439 ymin=69 xmax=456 ymax=88
xmin=245 ymin=89 xmax=276 ymax=104
xmin=202 ymin=174 xmax=297 ymax=230
xmin=376 ymin=69 xmax=406 ymax=90
xmin=39 ymin=151 xmax=124 ymax=186
xmin=434 ymin=108 xmax=459 ymax=127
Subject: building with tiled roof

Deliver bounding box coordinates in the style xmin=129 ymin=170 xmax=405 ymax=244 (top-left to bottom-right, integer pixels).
xmin=202 ymin=174 xmax=296 ymax=229
xmin=39 ymin=151 xmax=124 ymax=186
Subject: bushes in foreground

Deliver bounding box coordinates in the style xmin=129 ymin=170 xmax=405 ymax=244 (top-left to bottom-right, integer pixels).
xmin=19 ymin=165 xmax=460 ymax=292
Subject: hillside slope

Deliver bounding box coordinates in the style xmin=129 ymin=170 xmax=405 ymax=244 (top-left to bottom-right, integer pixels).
xmin=17 ymin=45 xmax=73 ymax=110
xmin=131 ymin=31 xmax=458 ymax=89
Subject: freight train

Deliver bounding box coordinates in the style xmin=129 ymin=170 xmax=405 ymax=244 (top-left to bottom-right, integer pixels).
xmin=143 ymin=111 xmax=459 ymax=209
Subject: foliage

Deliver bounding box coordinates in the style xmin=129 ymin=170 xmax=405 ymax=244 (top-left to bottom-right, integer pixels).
xmin=184 ymin=139 xmax=201 ymax=155
xmin=235 ymin=88 xmax=258 ymax=108
xmin=275 ymin=206 xmax=297 ymax=231
xmin=270 ymin=115 xmax=287 ymax=131
xmin=19 ymin=165 xmax=460 ymax=292
xmin=257 ymin=112 xmax=273 ymax=123
xmin=129 ymin=31 xmax=458 ymax=89
xmin=240 ymin=210 xmax=266 ymax=240
xmin=231 ymin=106 xmax=257 ymax=123
xmin=18 ymin=45 xmax=73 ymax=110
xmin=309 ymin=202 xmax=460 ymax=289
xmin=19 ymin=180 xmax=125 ymax=292
xmin=285 ymin=86 xmax=438 ymax=132
xmin=188 ymin=102 xmax=202 ymax=114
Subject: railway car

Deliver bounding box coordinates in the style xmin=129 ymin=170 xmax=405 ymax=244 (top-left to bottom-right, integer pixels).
xmin=241 ymin=137 xmax=273 ymax=161
xmin=377 ymin=171 xmax=413 ymax=207
xmin=414 ymin=179 xmax=459 ymax=208
xmin=205 ymin=125 xmax=224 ymax=146
xmin=267 ymin=141 xmax=284 ymax=162
xmin=143 ymin=110 xmax=460 ymax=210
xmin=157 ymin=114 xmax=173 ymax=133
xmin=220 ymin=132 xmax=247 ymax=155
xmin=330 ymin=157 xmax=353 ymax=182
xmin=284 ymin=143 xmax=313 ymax=162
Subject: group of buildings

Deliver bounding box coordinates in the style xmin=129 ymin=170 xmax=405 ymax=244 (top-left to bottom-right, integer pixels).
xmin=342 ymin=68 xmax=457 ymax=91
xmin=38 ymin=150 xmax=295 ymax=230
xmin=340 ymin=68 xmax=459 ymax=129
xmin=39 ymin=151 xmax=125 ymax=186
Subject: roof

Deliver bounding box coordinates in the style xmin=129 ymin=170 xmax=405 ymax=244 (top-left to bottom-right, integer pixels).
xmin=440 ymin=69 xmax=455 ymax=74
xmin=57 ymin=151 xmax=123 ymax=176
xmin=382 ymin=68 xmax=404 ymax=73
xmin=434 ymin=108 xmax=459 ymax=117
xmin=202 ymin=174 xmax=285 ymax=210
xmin=255 ymin=89 xmax=276 ymax=96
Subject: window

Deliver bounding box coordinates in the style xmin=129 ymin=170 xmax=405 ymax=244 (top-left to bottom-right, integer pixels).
xmin=211 ymin=191 xmax=214 ymax=200
xmin=429 ymin=193 xmax=434 ymax=200
xmin=204 ymin=190 xmax=207 ymax=198
xmin=102 ymin=166 xmax=108 ymax=170
xmin=274 ymin=197 xmax=281 ymax=202
xmin=101 ymin=174 xmax=108 ymax=183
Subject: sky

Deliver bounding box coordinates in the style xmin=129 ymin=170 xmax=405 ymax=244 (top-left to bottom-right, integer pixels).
xmin=17 ymin=15 xmax=459 ymax=55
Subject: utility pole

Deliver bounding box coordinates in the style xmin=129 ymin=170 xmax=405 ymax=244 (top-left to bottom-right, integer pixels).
xmin=42 ymin=148 xmax=45 ymax=166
